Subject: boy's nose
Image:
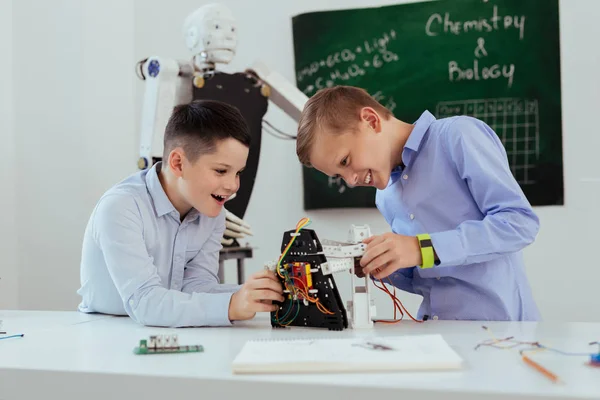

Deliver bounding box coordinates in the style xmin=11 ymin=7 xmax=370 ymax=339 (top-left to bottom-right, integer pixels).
xmin=223 ymin=176 xmax=239 ymax=192
xmin=343 ymin=172 xmax=359 ymax=187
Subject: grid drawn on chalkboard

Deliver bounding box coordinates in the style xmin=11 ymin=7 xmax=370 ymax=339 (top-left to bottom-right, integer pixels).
xmin=435 ymin=98 xmax=540 ymax=185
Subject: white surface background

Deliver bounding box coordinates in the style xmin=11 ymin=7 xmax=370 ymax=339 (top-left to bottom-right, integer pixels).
xmin=1 ymin=0 xmax=599 ymax=321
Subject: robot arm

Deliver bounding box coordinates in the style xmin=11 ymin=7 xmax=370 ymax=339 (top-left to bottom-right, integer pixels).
xmin=246 ymin=61 xmax=308 ymax=124
xmin=137 ymin=57 xmax=194 ymax=170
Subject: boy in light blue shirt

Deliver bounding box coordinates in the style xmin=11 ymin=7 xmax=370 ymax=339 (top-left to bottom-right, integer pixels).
xmin=295 ymin=86 xmax=540 ymax=321
xmin=78 ymin=100 xmax=284 ymax=327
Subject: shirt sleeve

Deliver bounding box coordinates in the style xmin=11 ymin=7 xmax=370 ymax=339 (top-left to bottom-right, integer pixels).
xmin=429 ymin=117 xmax=540 ymax=267
xmin=182 ymin=209 xmax=242 ymax=294
xmin=92 ymin=193 xmax=234 ymax=327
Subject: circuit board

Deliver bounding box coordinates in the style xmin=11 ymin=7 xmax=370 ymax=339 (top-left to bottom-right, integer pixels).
xmin=270 ymin=228 xmax=348 ymax=330
xmin=133 ymin=334 xmax=204 ymax=355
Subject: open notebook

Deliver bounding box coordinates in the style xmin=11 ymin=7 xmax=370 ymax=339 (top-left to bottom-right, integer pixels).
xmin=231 ymin=334 xmax=463 ymax=374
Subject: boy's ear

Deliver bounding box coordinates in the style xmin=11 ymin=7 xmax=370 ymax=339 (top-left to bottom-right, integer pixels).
xmin=360 ymin=107 xmax=381 ymax=132
xmin=168 ymin=148 xmax=185 ymax=177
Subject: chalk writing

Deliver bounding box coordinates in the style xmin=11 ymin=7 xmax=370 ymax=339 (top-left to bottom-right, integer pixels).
xmin=448 ymin=59 xmax=515 ymax=88
xmin=328 ymin=176 xmax=348 ymax=193
xmin=425 ymin=4 xmax=525 ymax=88
xmin=425 ymin=5 xmax=526 ymax=40
xmin=372 ymin=91 xmax=397 ymax=113
xmin=297 ymin=29 xmax=399 ymax=96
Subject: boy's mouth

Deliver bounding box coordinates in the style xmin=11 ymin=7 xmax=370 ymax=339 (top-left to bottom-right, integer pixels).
xmin=364 ymin=170 xmax=373 ymax=185
xmin=211 ymin=194 xmax=228 ymax=204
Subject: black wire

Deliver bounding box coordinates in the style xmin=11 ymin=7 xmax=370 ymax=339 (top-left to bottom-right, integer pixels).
xmin=263 ymin=120 xmax=297 ymax=140
xmin=262 ymin=123 xmax=296 ymax=141
xmin=135 ymin=58 xmax=148 ymax=80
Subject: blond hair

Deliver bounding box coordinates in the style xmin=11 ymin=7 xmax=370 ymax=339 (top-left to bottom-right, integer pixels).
xmin=296 ymin=86 xmax=393 ymax=167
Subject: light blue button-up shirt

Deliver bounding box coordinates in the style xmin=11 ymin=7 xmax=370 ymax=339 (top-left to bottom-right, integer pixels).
xmin=377 ymin=111 xmax=541 ymax=321
xmin=77 ymin=163 xmax=241 ymax=327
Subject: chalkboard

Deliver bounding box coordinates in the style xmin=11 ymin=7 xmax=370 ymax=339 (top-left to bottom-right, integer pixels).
xmin=292 ymin=0 xmax=563 ymax=210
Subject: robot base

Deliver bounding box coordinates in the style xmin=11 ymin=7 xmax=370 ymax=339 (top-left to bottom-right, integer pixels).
xmin=269 ymin=229 xmax=348 ymax=331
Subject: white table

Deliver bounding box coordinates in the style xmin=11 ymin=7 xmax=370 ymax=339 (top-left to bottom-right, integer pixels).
xmin=0 ymin=311 xmax=599 ymax=400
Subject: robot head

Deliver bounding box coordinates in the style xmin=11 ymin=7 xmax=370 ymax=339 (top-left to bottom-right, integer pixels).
xmin=183 ymin=3 xmax=237 ymax=70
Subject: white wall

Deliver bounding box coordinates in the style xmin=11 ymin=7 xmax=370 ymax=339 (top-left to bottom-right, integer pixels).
xmin=8 ymin=0 xmax=600 ymax=322
xmin=12 ymin=0 xmax=136 ymax=310
xmin=0 ymin=0 xmax=18 ymax=309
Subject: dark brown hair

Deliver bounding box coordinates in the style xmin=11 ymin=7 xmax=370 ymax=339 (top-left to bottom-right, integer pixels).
xmin=163 ymin=100 xmax=251 ymax=162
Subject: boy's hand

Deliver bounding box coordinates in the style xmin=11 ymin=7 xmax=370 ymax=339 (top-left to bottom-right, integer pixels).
xmin=228 ymin=270 xmax=284 ymax=321
xmin=359 ymin=233 xmax=422 ymax=279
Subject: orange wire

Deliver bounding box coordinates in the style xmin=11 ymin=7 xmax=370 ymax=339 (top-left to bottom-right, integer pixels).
xmin=372 ymin=277 xmax=423 ymax=323
xmin=372 ymin=279 xmax=404 ymax=323
xmin=290 ymin=276 xmax=334 ymax=314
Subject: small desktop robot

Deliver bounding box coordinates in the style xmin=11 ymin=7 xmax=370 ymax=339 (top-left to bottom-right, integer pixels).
xmin=266 ymin=220 xmax=377 ymax=330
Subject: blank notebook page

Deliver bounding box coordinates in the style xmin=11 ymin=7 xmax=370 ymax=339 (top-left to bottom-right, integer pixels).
xmin=232 ymin=334 xmax=464 ymax=374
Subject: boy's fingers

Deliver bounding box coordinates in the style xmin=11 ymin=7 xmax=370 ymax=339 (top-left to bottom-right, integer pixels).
xmin=252 ymin=289 xmax=285 ymax=302
xmin=253 ymin=301 xmax=279 ymax=312
xmin=251 ymin=269 xmax=279 ymax=282
xmin=249 ymin=277 xmax=283 ymax=293
xmin=371 ymin=262 xmax=395 ymax=280
xmin=360 ymin=242 xmax=387 ymax=267
xmin=362 ymin=251 xmax=394 ymax=275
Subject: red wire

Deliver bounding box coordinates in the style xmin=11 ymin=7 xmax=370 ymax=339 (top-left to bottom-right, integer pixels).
xmin=372 ymin=277 xmax=423 ymax=323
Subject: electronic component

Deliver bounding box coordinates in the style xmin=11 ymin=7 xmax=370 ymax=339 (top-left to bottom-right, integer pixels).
xmin=270 ymin=219 xmax=420 ymax=330
xmin=271 ymin=219 xmax=348 ymax=331
xmin=133 ymin=335 xmax=203 ymax=355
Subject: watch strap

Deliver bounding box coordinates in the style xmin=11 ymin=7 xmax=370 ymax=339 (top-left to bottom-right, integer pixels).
xmin=417 ymin=233 xmax=435 ymax=269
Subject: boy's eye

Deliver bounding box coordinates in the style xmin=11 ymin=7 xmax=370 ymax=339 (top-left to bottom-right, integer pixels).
xmin=340 ymin=157 xmax=348 ymax=166
xmin=215 ymin=169 xmax=227 ymax=174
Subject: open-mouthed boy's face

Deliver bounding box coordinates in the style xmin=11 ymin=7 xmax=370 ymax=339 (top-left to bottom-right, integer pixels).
xmin=179 ymin=137 xmax=248 ymax=218
xmin=309 ymin=109 xmax=392 ymax=191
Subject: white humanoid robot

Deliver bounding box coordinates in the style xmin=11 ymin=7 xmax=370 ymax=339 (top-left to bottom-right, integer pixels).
xmin=136 ymin=3 xmax=308 ymax=247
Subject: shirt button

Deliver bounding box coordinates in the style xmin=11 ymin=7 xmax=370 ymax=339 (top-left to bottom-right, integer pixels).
xmin=403 ymin=174 xmax=408 ymax=180
xmin=409 ymin=213 xmax=415 ymax=220
xmin=432 ymin=315 xmax=439 ymax=320
xmin=129 ymin=299 xmax=134 ymax=306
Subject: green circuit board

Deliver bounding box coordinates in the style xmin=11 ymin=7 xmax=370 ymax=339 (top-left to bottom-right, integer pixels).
xmin=133 ymin=335 xmax=203 ymax=355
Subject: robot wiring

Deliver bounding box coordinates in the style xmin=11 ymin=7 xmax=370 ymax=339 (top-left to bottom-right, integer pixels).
xmin=272 ymin=218 xmax=335 ymax=327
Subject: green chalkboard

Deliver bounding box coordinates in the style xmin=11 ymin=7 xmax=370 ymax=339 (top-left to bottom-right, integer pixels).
xmin=292 ymin=0 xmax=562 ymax=210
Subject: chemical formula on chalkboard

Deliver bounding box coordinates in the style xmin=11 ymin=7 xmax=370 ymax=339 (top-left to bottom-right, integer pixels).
xmin=297 ymin=29 xmax=400 ymax=97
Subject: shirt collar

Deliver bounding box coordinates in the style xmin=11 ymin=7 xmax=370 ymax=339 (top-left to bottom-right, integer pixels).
xmin=400 ymin=110 xmax=437 ymax=168
xmin=405 ymin=110 xmax=436 ymax=153
xmin=145 ymin=162 xmax=177 ymax=217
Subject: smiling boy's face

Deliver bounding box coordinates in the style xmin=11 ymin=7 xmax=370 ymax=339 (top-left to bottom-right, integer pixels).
xmin=177 ymin=137 xmax=248 ymax=217
xmin=309 ymin=108 xmax=393 ymax=191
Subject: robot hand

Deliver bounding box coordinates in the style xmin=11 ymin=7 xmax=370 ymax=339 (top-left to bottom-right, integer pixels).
xmin=221 ymin=194 xmax=254 ymax=246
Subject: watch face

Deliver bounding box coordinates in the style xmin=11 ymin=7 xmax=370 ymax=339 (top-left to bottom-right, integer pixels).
xmin=420 ymin=238 xmax=432 ymax=247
